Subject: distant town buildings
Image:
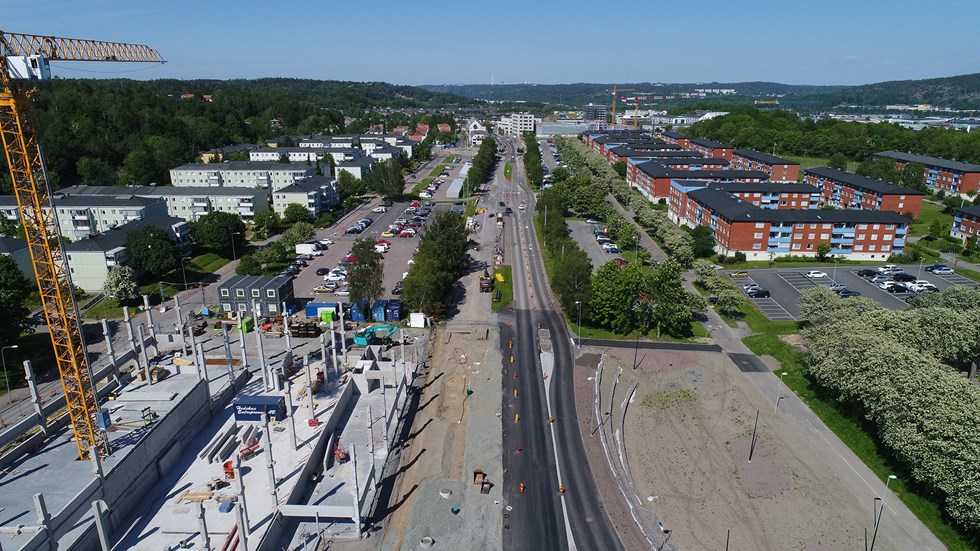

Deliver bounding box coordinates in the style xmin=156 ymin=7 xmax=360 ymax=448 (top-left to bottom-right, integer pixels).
xmin=496 ymin=112 xmax=539 ymax=137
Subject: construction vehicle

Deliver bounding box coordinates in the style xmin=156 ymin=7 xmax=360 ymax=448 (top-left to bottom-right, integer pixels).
xmin=353 ymin=324 xmax=398 ymax=346
xmin=0 ymin=31 xmax=164 ymax=460
xmin=479 ymin=271 xmax=494 ymax=293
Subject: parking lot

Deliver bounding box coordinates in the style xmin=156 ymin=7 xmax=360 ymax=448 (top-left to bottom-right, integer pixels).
xmin=568 ymin=219 xmax=627 ymax=271
xmin=728 ymin=263 xmax=978 ymax=320
xmin=288 ymin=198 xmax=448 ymax=305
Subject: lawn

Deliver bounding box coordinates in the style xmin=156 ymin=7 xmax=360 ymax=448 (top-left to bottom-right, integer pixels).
xmin=504 ymin=162 xmax=512 ymax=180
xmin=740 ymin=300 xmax=975 ymax=550
xmin=910 ymin=200 xmax=952 ymax=237
xmin=411 ymin=177 xmax=434 ymax=195
xmin=491 ymin=265 xmax=513 ymax=312
xmin=781 ymin=154 xmax=859 ymax=172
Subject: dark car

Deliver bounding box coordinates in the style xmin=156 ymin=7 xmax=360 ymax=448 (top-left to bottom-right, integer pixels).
xmin=499 ymin=201 xmax=505 ymax=207
xmin=881 ymin=281 xmax=909 ymax=293
xmin=892 ymin=272 xmax=916 ymax=282
xmin=856 ymin=269 xmax=878 ymax=277
xmin=923 ymin=264 xmax=949 ymax=273
xmin=837 ymin=290 xmax=862 ymax=298
xmin=505 ymin=207 xmax=513 ymax=214
xmin=747 ymin=288 xmax=771 ymax=298
xmin=315 ymin=267 xmax=329 ymax=276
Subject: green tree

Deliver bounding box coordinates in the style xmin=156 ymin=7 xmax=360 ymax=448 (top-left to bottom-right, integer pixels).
xmin=337 ymin=170 xmax=366 ymax=197
xmin=191 ymin=211 xmax=247 ymax=257
xmin=0 ymin=216 xmax=21 ymax=238
xmin=283 ymin=203 xmax=313 ymax=225
xmin=76 ymin=156 xmax=115 ymax=186
xmin=103 ymin=265 xmax=140 ymax=303
xmin=927 ymin=219 xmax=948 ymax=240
xmin=348 ymin=238 xmax=384 ymax=305
xmin=125 ymin=226 xmax=178 ymax=275
xmin=816 ymin=242 xmax=832 ymax=261
xmin=900 ymin=162 xmax=926 ymax=191
xmin=690 ymin=225 xmax=716 ymax=258
xmin=252 ymin=210 xmax=282 ymax=239
xmin=551 ymin=247 xmax=593 ymax=314
xmin=828 ymin=152 xmax=848 ymax=170
xmin=612 ymin=160 xmax=627 ymax=178
xmin=0 ymin=255 xmax=33 ymax=343
xmin=235 ymin=254 xmax=263 ymax=276
xmin=371 ymin=159 xmax=406 ymax=198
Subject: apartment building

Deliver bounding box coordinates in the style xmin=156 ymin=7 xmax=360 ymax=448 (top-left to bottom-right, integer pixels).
xmin=496 ymin=113 xmax=539 ymax=137
xmin=0 ymin=238 xmax=34 ymax=281
xmin=199 ymin=144 xmax=257 ymax=163
xmin=336 ymin=157 xmax=376 ymax=180
xmin=950 ymin=206 xmax=980 ymax=243
xmin=249 ymin=146 xmax=363 ymax=165
xmin=730 ymin=150 xmax=800 ymax=182
xmin=803 ymin=167 xmax=924 ymax=217
xmin=298 ymin=135 xmax=357 ymax=149
xmin=45 ymin=195 xmax=170 ymax=241
xmin=607 ymin=147 xmax=699 ymax=164
xmin=689 ymin=138 xmax=734 ymax=160
xmin=628 ymin=160 xmax=767 ymax=200
xmin=874 ymin=150 xmax=980 ymax=196
xmin=169 ymin=161 xmax=315 ymax=191
xmin=56 ymin=185 xmax=270 ymax=223
xmin=272 ymin=176 xmax=340 ymax=218
xmin=668 ymin=185 xmax=908 ymax=260
xmin=217 ymin=275 xmax=295 ymax=317
xmin=660 ymin=131 xmax=690 ymax=148
xmin=64 ymin=216 xmax=191 ymax=291
xmin=583 ymin=103 xmax=608 ymax=121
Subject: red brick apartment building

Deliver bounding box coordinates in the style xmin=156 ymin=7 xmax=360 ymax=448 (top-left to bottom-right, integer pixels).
xmin=660 ymin=131 xmax=690 ymax=148
xmin=582 ymin=130 xmax=651 ymax=155
xmin=803 ymin=167 xmax=924 ymax=217
xmin=628 ymin=160 xmax=767 ymax=200
xmin=874 ymin=151 xmax=980 ymax=196
xmin=951 ymin=206 xmax=980 ymax=243
xmin=689 ymin=138 xmax=734 ymax=160
xmin=668 ymin=182 xmax=909 ymax=260
xmin=730 ymin=149 xmax=801 ymax=182
xmin=607 ymin=147 xmax=695 ymax=164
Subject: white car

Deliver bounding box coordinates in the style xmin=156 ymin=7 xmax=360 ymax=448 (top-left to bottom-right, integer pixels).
xmin=911 ymin=283 xmax=939 ymax=293
xmin=805 ymin=270 xmax=828 ymax=279
xmin=324 ymin=273 xmax=347 ymax=282
xmin=372 ymin=206 xmax=388 ymax=213
xmin=876 ymin=264 xmax=898 ymax=274
xmin=932 ymin=267 xmax=955 ymax=276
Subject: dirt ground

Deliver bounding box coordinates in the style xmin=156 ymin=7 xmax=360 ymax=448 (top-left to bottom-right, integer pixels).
xmin=602 ymin=347 xmax=892 ymax=551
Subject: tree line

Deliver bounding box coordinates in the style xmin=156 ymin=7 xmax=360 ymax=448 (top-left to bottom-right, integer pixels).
xmin=401 ymin=211 xmax=469 ymax=317
xmin=800 ymin=285 xmax=980 ymax=537
xmin=463 ymin=135 xmax=498 ymax=196
xmin=522 ymin=133 xmax=544 ymax=187
xmin=686 ymin=107 xmax=980 ymax=165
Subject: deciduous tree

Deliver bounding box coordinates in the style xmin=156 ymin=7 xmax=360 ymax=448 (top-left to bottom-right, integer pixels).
xmin=125 ymin=226 xmax=178 ymax=275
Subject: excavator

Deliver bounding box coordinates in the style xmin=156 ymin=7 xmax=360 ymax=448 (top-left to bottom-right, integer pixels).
xmin=352 ymin=324 xmax=398 ymax=347
xmin=0 ymin=30 xmax=164 ymax=460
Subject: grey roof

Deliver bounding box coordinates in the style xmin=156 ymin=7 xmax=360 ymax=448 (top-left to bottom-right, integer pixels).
xmin=276 ymin=176 xmax=336 ymax=194
xmin=615 ymin=147 xmax=698 ymax=158
xmin=711 ymin=181 xmax=819 ymax=194
xmin=688 ymin=188 xmax=908 ymax=223
xmin=173 ymin=161 xmax=315 ymax=171
xmin=0 ymin=237 xmax=27 ymax=254
xmin=955 ymin=206 xmax=980 ymax=218
xmin=804 ymin=167 xmax=924 ymax=196
xmin=690 ymin=138 xmax=730 ymax=149
xmin=57 ymin=185 xmax=265 ymax=198
xmin=218 ymin=274 xmax=293 ymax=295
xmin=661 ymin=131 xmax=689 ymax=139
xmin=636 ymin=162 xmax=767 ymax=181
xmin=0 ymin=196 xmax=18 ymax=207
xmin=875 ymin=150 xmax=980 ymax=173
xmin=338 ymin=157 xmax=375 ymax=168
xmin=733 ymin=149 xmax=799 ymax=166
xmin=201 ymin=143 xmax=256 ymax=155
xmin=50 ymin=194 xmax=162 ymax=208
xmin=64 ymin=216 xmax=184 ymax=253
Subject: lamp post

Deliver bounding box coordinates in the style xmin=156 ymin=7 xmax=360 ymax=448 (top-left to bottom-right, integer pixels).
xmin=647 ymin=495 xmax=660 ymax=528
xmin=575 ymin=300 xmax=582 ymax=348
xmin=774 ymin=371 xmax=787 ymax=413
xmin=2 ymin=344 xmax=19 ymax=403
xmin=180 ymin=256 xmax=192 ymax=292
xmin=231 ymin=232 xmax=242 ymax=261
xmin=832 ymin=259 xmax=838 ymax=283
xmin=882 ymin=474 xmax=897 ymax=508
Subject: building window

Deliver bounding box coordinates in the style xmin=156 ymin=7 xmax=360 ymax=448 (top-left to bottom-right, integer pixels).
xmin=871 ymin=234 xmax=878 ymax=240
xmin=754 ymin=233 xmax=763 ymax=239
xmin=235 ymin=289 xmax=245 ymax=298
xmin=792 ymin=243 xmax=801 ymax=250
xmin=821 ymin=233 xmax=829 ymax=239
xmin=882 ymin=245 xmax=890 ymax=251
xmin=752 ymin=243 xmax=762 ymax=250
xmin=854 ymin=244 xmax=863 ymax=251
xmin=794 ymin=233 xmax=803 ymax=239
xmin=808 ymin=233 xmax=815 ymax=239
xmin=267 ymin=289 xmax=276 ymax=298
xmin=251 ymin=289 xmax=260 ymax=297
xmin=810 ymin=223 xmax=817 ymax=229
xmin=873 ymin=224 xmax=880 ymax=229
xmin=221 ymin=302 xmax=231 ymax=311
xmin=268 ymin=304 xmax=278 ymax=313
xmin=220 ymin=289 xmax=229 ymax=297
xmin=807 ymin=243 xmax=813 ymax=249
xmin=869 ymin=245 xmax=876 ymax=251
xmin=858 ymin=224 xmax=868 ymax=229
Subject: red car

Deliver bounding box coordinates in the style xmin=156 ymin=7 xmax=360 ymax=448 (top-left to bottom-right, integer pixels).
xmin=397 ymin=231 xmax=414 ymax=238
xmin=613 ymin=258 xmax=628 ymax=267
xmin=375 ymin=239 xmax=391 ymax=247
xmin=407 ymin=220 xmax=423 ymax=228
xmin=409 ymin=201 xmax=421 ymax=208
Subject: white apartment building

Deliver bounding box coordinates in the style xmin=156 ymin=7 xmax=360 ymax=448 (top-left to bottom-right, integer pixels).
xmin=497 ymin=112 xmax=539 ymax=137
xmin=169 ymin=161 xmax=314 ymax=191
xmin=57 ymin=185 xmax=270 ymax=223
xmin=272 ymin=176 xmax=340 ymax=218
xmin=0 ymin=194 xmax=171 ymax=242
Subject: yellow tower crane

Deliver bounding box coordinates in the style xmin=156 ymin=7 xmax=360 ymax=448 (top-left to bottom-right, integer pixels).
xmin=0 ymin=31 xmax=164 ymax=460
xmin=610 ymin=85 xmax=634 ymax=125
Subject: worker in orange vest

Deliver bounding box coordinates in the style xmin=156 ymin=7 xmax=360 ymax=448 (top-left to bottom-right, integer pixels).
xmin=519 ymin=482 xmax=526 ymax=494
xmin=559 ymin=485 xmax=565 ymax=495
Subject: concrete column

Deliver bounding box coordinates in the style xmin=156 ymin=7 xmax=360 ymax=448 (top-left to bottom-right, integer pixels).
xmin=23 ymin=360 xmax=46 ymax=435
xmin=330 ymin=327 xmax=338 ymax=375
xmin=91 ymin=500 xmax=110 ymax=551
xmin=137 ymin=326 xmax=152 ymax=385
xmin=284 ymin=380 xmax=297 ymax=450
xmin=263 ymin=413 xmax=279 ymax=503
xmin=282 ymin=302 xmax=292 ymax=350
xmin=399 ymin=329 xmax=405 ymax=367
xmin=338 ymin=306 xmax=347 ymax=359
xmin=233 ymin=454 xmax=249 ymax=530
xmin=101 ymin=319 xmax=116 ymax=368
xmin=173 ymin=296 xmax=186 ymax=354
xmin=305 ymin=355 xmax=315 ymax=423
xmin=253 ymin=302 xmax=270 ymax=391
xmin=367 ymin=406 xmax=374 ymax=453
xmin=222 ymin=324 xmax=235 ymax=392
xmin=350 ymin=445 xmax=361 ymax=534
xmin=381 ymin=379 xmax=389 ymax=442
xmin=234 ymin=501 xmax=249 ymax=551
xmin=89 ymin=445 xmax=105 ymax=487
xmin=189 ymin=314 xmax=200 ymax=366
xmin=123 ymin=307 xmax=139 ymax=371
xmin=238 ymin=311 xmax=249 ymax=370
xmin=142 ymin=294 xmax=155 ymax=334
xmin=197 ymin=343 xmax=209 ymax=382
xmin=33 ymin=493 xmax=54 ymax=551
xmin=318 ymin=333 xmax=327 ymax=372
xmin=196 ymin=502 xmax=212 ymax=551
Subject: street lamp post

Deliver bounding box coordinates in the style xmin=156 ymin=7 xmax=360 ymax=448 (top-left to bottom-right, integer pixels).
xmin=231 ymin=232 xmax=242 ymax=261
xmin=882 ymin=474 xmax=898 ymax=508
xmin=832 ymin=259 xmax=838 ymax=283
xmin=774 ymin=371 xmax=787 ymax=413
xmin=180 ymin=256 xmax=192 ymax=292
xmin=2 ymin=344 xmax=19 ymax=403
xmin=575 ymin=300 xmax=582 ymax=348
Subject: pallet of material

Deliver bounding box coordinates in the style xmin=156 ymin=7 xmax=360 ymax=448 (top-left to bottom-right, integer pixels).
xmin=176 ymin=490 xmax=213 ymax=504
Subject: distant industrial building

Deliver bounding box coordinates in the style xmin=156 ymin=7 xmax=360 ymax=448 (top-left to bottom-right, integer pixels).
xmin=583 ymin=103 xmax=608 ymax=121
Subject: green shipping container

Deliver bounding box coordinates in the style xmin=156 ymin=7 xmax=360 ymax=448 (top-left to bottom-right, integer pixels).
xmin=239 ymin=316 xmax=254 ymax=335
xmin=320 ymin=311 xmax=334 ymax=323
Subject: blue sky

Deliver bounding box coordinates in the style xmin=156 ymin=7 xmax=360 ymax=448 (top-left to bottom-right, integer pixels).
xmin=7 ymin=0 xmax=979 ymax=86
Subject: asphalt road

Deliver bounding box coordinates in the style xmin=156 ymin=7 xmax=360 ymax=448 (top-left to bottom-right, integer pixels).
xmin=499 ymin=137 xmax=624 ymax=551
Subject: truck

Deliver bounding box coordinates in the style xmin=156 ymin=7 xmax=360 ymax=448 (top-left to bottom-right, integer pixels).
xmin=353 ymin=325 xmax=398 ymax=346
xmin=295 ymin=243 xmax=322 ymax=257
xmin=479 ymin=271 xmax=494 ymax=293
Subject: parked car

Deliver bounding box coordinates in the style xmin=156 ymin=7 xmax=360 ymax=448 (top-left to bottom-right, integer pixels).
xmin=742 ymin=283 xmax=760 ymax=291
xmin=381 ymin=230 xmax=396 ymax=238
xmin=876 ymin=264 xmax=899 ymax=273
xmin=613 ymin=258 xmax=628 ymax=267
xmin=856 ymin=269 xmax=878 ymax=277
xmin=313 ymin=285 xmax=333 ymax=294
xmin=879 ymin=267 xmax=905 ymax=276
xmin=729 ymin=270 xmax=749 ymax=278
xmin=828 ymin=283 xmax=847 ymax=291
xmin=605 ymin=246 xmax=620 ymax=254
xmin=372 ymin=206 xmax=388 ymax=213
xmin=908 ymin=280 xmax=937 ymax=293
xmin=913 ymin=283 xmax=940 ymax=293
xmin=836 ymin=290 xmax=862 ymax=298
xmin=879 ymin=281 xmax=909 ymax=293
xmin=932 ymin=267 xmax=955 ymax=276
xmin=586 ymin=218 xmax=599 ymax=225
xmin=746 ymin=288 xmax=771 ymax=298
xmin=805 ymin=270 xmax=828 ymax=279
xmin=868 ymin=274 xmax=891 ymax=284
xmin=923 ymin=264 xmax=949 ymax=273
xmin=398 ymin=231 xmax=414 ymax=238
xmin=892 ymin=272 xmax=916 ymax=282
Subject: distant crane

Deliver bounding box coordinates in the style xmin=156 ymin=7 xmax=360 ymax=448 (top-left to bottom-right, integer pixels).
xmin=0 ymin=30 xmax=164 ymax=460
xmin=610 ymin=85 xmax=634 ymax=125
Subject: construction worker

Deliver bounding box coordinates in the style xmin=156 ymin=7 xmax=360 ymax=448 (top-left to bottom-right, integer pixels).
xmin=559 ymin=485 xmax=565 ymax=495
xmin=519 ymin=482 xmax=526 ymax=494
xmin=549 ymin=415 xmax=554 ymax=424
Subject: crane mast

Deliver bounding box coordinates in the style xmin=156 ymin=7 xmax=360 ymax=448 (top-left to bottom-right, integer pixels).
xmin=0 ymin=31 xmax=163 ymax=460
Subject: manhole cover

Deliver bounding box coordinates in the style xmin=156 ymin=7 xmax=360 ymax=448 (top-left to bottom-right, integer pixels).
xmin=665 ymin=382 xmax=683 ymax=392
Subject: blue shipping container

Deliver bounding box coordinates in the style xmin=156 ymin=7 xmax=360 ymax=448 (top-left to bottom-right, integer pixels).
xmin=305 ymin=302 xmax=339 ymax=318
xmin=371 ymin=300 xmax=388 ymax=322
xmin=350 ymin=300 xmax=369 ymax=322
xmin=385 ymin=300 xmax=402 ymax=321
xmin=233 ymin=395 xmax=287 ymax=423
